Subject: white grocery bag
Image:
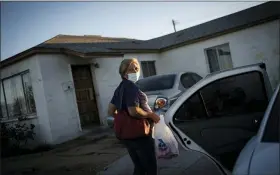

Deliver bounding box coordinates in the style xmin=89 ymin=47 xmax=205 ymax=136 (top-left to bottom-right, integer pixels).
xmin=152 ymin=115 xmax=179 ymax=159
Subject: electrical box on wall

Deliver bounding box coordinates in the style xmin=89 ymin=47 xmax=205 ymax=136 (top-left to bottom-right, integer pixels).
xmin=62 ymin=81 xmax=74 ymax=91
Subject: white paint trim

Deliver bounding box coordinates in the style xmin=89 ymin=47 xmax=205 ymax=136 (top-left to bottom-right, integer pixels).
xmin=90 ymin=63 xmax=106 ymax=126
xmin=67 ymin=64 xmax=82 ymax=131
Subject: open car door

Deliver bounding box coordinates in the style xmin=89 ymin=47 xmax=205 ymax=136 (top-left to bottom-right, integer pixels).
xmin=165 ymin=63 xmax=273 ymax=173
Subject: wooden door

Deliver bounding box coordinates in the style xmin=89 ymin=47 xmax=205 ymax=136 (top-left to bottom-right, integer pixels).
xmin=71 ymin=65 xmax=99 ymax=127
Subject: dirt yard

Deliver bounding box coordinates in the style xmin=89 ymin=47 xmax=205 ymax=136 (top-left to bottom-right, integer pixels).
xmin=1 ymin=132 xmax=128 ymax=175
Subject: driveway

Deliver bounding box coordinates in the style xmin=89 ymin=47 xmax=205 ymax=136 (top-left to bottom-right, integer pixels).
xmin=2 ymin=128 xmax=224 ymax=175
xmin=98 ymin=146 xmax=224 ymax=175
xmin=1 ymin=130 xmax=127 ymax=175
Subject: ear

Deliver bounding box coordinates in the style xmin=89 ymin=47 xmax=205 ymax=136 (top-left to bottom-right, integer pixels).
xmin=123 ymin=74 xmax=128 ymax=79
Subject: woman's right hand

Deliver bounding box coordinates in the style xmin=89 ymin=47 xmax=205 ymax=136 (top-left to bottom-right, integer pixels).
xmin=148 ymin=112 xmax=160 ymax=123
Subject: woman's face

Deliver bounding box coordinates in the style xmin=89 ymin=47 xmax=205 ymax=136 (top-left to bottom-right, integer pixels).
xmin=126 ymin=61 xmax=140 ymax=74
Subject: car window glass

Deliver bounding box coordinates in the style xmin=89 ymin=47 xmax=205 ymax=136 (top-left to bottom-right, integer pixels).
xmin=200 ymin=72 xmax=267 ymax=118
xmin=180 ymin=73 xmax=196 ymax=88
xmin=191 ymin=73 xmax=203 ymax=82
xmin=262 ymin=89 xmax=280 ymax=143
xmin=136 ymin=74 xmax=176 ymax=92
xmin=174 ymin=92 xmax=207 ymax=121
xmin=174 ymin=71 xmax=268 ymax=121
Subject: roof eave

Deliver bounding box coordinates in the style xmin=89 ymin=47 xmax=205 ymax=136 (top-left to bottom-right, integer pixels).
xmin=0 ymin=47 xmax=124 ymax=68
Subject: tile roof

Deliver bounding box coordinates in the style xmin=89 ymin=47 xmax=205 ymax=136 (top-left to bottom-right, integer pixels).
xmin=44 ymin=34 xmax=139 ymax=44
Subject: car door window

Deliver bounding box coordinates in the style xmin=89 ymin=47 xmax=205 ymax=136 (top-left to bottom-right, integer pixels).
xmin=191 ymin=73 xmax=203 ymax=82
xmin=200 ymin=72 xmax=268 ymax=118
xmin=175 ymin=93 xmax=207 ymax=121
xmin=175 ymin=72 xmax=268 ymax=122
xmin=180 ymin=73 xmax=196 ymax=89
xmin=173 ymin=71 xmax=269 ymax=170
xmin=262 ymin=89 xmax=280 ymax=143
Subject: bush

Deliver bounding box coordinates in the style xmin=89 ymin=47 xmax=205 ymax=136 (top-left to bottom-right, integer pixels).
xmin=1 ymin=122 xmax=36 ymax=157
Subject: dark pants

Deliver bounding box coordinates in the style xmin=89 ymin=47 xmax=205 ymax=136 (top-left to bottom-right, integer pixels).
xmin=122 ymin=136 xmax=158 ymax=175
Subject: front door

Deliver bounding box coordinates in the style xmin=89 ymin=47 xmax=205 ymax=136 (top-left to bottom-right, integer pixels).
xmin=165 ymin=63 xmax=272 ymax=172
xmin=71 ymin=65 xmax=99 ymax=128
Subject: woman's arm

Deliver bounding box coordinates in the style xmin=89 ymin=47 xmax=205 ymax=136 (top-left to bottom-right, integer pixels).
xmin=108 ymin=103 xmax=117 ymax=116
xmin=127 ymin=106 xmax=150 ymax=118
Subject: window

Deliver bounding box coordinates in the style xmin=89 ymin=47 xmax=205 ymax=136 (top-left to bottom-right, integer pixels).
xmin=0 ymin=71 xmax=36 ymax=120
xmin=180 ymin=73 xmax=202 ymax=89
xmin=262 ymin=89 xmax=280 ymax=143
xmin=136 ymin=74 xmax=176 ymax=92
xmin=175 ymin=93 xmax=207 ymax=121
xmin=191 ymin=73 xmax=202 ymax=82
xmin=201 ymin=72 xmax=267 ymax=118
xmin=141 ymin=61 xmax=156 ymax=78
xmin=205 ymin=43 xmax=233 ymax=73
xmin=174 ymin=71 xmax=268 ymax=121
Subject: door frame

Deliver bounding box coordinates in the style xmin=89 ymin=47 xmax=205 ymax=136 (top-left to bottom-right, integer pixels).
xmin=68 ymin=64 xmax=82 ymax=131
xmin=68 ymin=63 xmax=101 ymax=130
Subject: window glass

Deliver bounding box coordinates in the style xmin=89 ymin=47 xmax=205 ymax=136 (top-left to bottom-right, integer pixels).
xmin=206 ymin=44 xmax=233 ymax=73
xmin=180 ymin=73 xmax=196 ymax=89
xmin=136 ymin=74 xmax=176 ymax=92
xmin=200 ymin=72 xmax=267 ymax=117
xmin=206 ymin=49 xmax=220 ymax=73
xmin=141 ymin=61 xmax=156 ymax=78
xmin=262 ymin=89 xmax=280 ymax=143
xmin=174 ymin=71 xmax=267 ymax=121
xmin=191 ymin=73 xmax=202 ymax=82
xmin=0 ymin=83 xmax=8 ymax=119
xmin=1 ymin=72 xmax=36 ymax=119
xmin=22 ymin=73 xmax=36 ymax=113
xmin=174 ymin=93 xmax=207 ymax=121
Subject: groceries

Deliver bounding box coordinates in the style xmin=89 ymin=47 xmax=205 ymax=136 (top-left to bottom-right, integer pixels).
xmin=153 ymin=115 xmax=179 ymax=159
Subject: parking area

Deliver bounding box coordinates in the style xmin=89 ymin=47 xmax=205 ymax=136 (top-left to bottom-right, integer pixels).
xmin=1 ymin=131 xmax=127 ymax=175
xmin=2 ymin=128 xmax=224 ymax=175
xmin=98 ymin=146 xmax=223 ymax=175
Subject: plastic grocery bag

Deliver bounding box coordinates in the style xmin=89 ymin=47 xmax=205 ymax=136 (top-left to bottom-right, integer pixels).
xmin=152 ymin=115 xmax=179 ymax=159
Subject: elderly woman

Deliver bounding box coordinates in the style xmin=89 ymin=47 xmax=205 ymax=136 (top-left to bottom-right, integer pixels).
xmin=108 ymin=58 xmax=160 ymax=175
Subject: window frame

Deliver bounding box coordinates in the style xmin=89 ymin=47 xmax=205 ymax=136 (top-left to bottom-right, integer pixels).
xmin=141 ymin=61 xmax=157 ymax=78
xmin=205 ymin=43 xmax=233 ymax=73
xmin=174 ymin=71 xmax=268 ymax=122
xmin=1 ymin=70 xmax=36 ymax=120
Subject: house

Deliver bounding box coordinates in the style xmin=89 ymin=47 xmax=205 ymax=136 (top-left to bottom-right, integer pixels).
xmin=1 ymin=2 xmax=279 ymax=145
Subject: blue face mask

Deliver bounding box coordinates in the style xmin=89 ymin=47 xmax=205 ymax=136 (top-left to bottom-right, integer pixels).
xmin=127 ymin=72 xmax=140 ymax=82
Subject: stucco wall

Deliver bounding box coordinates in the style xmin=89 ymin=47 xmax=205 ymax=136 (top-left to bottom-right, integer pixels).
xmin=91 ymin=57 xmax=123 ymax=125
xmin=124 ymin=20 xmax=279 ymax=89
xmin=162 ymin=20 xmax=279 ymax=88
xmin=37 ymin=54 xmax=94 ymax=144
xmin=0 ymin=55 xmax=52 ymax=144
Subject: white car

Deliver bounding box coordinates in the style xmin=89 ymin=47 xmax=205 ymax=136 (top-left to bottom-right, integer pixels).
xmin=164 ymin=63 xmax=279 ymax=175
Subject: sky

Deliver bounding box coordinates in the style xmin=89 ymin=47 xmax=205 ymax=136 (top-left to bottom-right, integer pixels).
xmin=1 ymin=1 xmax=265 ymax=60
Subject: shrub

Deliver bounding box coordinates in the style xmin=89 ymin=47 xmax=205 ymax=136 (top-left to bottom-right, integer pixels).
xmin=1 ymin=122 xmax=36 ymax=156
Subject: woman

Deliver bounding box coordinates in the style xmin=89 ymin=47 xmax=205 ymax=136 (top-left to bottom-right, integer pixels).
xmin=108 ymin=58 xmax=160 ymax=175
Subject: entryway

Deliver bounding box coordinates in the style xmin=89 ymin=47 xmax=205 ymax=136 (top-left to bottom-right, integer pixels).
xmin=71 ymin=65 xmax=100 ymax=128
